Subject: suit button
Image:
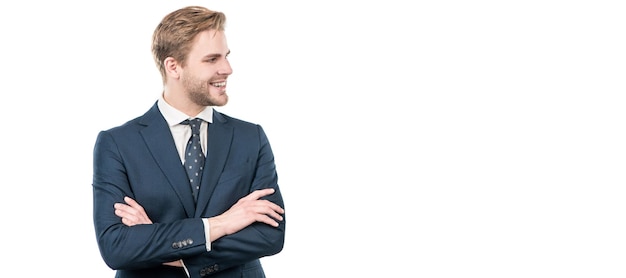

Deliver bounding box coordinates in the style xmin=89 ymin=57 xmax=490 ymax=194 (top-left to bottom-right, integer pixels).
xmin=206 ymin=264 xmax=219 ymax=273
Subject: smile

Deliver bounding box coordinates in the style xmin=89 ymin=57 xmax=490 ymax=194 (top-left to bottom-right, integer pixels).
xmin=211 ymin=81 xmax=226 ymax=87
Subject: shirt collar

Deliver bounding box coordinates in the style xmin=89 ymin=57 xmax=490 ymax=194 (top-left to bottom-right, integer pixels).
xmin=157 ymin=95 xmax=214 ymax=127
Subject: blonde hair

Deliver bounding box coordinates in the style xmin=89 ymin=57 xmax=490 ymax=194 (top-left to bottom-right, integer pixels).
xmin=152 ymin=6 xmax=226 ymax=84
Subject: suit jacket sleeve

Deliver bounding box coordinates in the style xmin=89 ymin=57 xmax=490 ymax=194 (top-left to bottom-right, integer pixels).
xmin=92 ymin=130 xmax=210 ymax=270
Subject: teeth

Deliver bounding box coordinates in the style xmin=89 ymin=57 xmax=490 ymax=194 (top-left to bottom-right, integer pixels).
xmin=212 ymin=81 xmax=226 ymax=87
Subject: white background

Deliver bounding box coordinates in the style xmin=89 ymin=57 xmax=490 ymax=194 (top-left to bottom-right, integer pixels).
xmin=1 ymin=0 xmax=625 ymax=277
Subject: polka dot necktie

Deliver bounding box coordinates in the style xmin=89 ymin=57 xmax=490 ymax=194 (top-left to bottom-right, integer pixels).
xmin=181 ymin=118 xmax=205 ymax=202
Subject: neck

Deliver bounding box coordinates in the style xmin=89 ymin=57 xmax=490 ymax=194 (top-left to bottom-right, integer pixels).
xmin=162 ymin=88 xmax=204 ymax=117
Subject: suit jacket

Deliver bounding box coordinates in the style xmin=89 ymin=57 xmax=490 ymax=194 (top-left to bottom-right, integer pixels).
xmin=92 ymin=102 xmax=286 ymax=278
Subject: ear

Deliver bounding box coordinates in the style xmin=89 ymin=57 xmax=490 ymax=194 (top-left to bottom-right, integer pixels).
xmin=164 ymin=57 xmax=180 ymax=79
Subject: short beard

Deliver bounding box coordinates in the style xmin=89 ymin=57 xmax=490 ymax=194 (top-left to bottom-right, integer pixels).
xmin=183 ymin=74 xmax=228 ymax=107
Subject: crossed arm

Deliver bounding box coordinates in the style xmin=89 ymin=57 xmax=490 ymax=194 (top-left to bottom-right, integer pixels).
xmin=113 ymin=188 xmax=284 ymax=267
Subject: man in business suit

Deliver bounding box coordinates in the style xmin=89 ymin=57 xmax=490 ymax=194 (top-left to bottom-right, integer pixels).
xmin=92 ymin=6 xmax=286 ymax=278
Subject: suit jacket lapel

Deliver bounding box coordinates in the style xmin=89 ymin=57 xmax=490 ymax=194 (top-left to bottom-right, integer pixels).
xmin=140 ymin=103 xmax=196 ymax=217
xmin=195 ymin=111 xmax=233 ymax=216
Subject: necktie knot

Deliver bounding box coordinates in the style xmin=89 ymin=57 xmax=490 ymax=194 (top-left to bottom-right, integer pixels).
xmin=181 ymin=118 xmax=203 ymax=135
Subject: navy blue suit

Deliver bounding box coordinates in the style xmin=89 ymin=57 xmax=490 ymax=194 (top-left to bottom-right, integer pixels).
xmin=92 ymin=102 xmax=285 ymax=277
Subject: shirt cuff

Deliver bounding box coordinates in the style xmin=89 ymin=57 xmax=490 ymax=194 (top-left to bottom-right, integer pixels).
xmin=203 ymin=218 xmax=212 ymax=251
xmin=181 ymin=260 xmax=190 ymax=277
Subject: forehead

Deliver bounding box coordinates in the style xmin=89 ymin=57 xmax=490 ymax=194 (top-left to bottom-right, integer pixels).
xmin=189 ymin=29 xmax=228 ymax=55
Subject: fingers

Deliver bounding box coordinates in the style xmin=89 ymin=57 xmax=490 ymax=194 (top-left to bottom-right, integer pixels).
xmin=123 ymin=196 xmax=140 ymax=208
xmin=124 ymin=196 xmax=148 ymax=214
xmin=114 ymin=196 xmax=153 ymax=226
xmin=162 ymin=260 xmax=183 ymax=267
xmin=242 ymin=188 xmax=276 ymax=201
xmin=261 ymin=201 xmax=284 ymax=225
xmin=239 ymin=191 xmax=284 ymax=216
xmin=114 ymin=203 xmax=140 ymax=226
xmin=248 ymin=201 xmax=283 ymax=227
xmin=245 ymin=199 xmax=284 ymax=227
xmin=255 ymin=199 xmax=285 ymax=217
xmin=257 ymin=214 xmax=281 ymax=227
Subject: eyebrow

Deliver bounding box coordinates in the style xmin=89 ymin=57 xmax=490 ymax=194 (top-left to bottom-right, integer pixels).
xmin=203 ymin=50 xmax=231 ymax=59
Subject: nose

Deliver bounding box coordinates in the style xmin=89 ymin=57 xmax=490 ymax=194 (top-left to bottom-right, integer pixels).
xmin=218 ymin=59 xmax=233 ymax=76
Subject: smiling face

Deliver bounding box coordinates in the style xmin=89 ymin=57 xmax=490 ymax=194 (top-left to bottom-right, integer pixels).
xmin=180 ymin=29 xmax=232 ymax=107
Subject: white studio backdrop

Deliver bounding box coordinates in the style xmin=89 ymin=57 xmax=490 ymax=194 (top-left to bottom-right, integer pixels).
xmin=0 ymin=0 xmax=625 ymax=277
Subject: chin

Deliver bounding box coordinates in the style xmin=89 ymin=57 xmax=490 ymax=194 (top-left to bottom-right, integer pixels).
xmin=210 ymin=97 xmax=228 ymax=107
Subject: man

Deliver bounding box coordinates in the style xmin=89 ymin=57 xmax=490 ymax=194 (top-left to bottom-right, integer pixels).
xmin=92 ymin=6 xmax=286 ymax=278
